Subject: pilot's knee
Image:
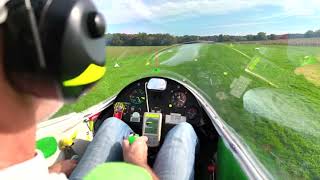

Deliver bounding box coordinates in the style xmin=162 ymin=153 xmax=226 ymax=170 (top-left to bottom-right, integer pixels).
xmin=174 ymin=122 xmax=198 ymax=139
xmin=176 ymin=122 xmax=193 ymax=130
xmin=99 ymin=117 xmax=126 ymax=131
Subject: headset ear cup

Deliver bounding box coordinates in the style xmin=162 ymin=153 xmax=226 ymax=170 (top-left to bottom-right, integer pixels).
xmin=4 ymin=0 xmax=106 ymax=101
xmin=44 ymin=0 xmax=106 ymax=100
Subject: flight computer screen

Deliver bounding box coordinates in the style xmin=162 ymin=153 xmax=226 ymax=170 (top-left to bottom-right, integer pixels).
xmin=145 ymin=118 xmax=159 ymax=134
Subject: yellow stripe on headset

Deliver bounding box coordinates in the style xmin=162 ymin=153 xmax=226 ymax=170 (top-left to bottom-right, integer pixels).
xmin=63 ymin=64 xmax=106 ymax=87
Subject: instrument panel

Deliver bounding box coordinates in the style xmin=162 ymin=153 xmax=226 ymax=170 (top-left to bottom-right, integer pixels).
xmin=95 ymin=77 xmax=218 ymax=175
xmin=95 ymin=77 xmax=218 ymax=162
xmin=114 ymin=78 xmax=203 ymax=128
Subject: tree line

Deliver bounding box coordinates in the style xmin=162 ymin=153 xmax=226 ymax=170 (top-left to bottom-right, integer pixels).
xmin=105 ymin=29 xmax=320 ymax=46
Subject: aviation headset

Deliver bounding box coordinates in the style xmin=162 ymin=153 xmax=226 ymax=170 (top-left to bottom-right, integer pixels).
xmin=0 ymin=0 xmax=106 ymax=101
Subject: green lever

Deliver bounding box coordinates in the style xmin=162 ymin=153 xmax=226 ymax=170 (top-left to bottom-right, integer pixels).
xmin=128 ymin=134 xmax=140 ymax=145
xmin=36 ymin=136 xmax=58 ymax=159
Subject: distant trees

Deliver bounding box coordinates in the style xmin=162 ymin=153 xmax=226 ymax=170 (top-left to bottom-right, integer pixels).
xmin=105 ymin=33 xmax=178 ymax=46
xmin=316 ymin=30 xmax=320 ymax=37
xmin=256 ymin=32 xmax=267 ymax=40
xmin=105 ymin=29 xmax=320 ymax=46
xmin=305 ymin=30 xmax=314 ymax=38
xmin=269 ymin=34 xmax=277 ymax=40
xmin=245 ymin=35 xmax=255 ymax=41
xmin=177 ymin=35 xmax=199 ymax=43
xmin=304 ymin=30 xmax=320 ymax=38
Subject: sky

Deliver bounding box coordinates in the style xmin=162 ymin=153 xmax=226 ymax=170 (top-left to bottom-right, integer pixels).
xmin=93 ymin=0 xmax=320 ymax=36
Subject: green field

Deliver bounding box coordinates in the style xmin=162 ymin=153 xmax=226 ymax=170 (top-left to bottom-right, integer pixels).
xmin=55 ymin=46 xmax=169 ymax=116
xmin=55 ymin=43 xmax=320 ymax=179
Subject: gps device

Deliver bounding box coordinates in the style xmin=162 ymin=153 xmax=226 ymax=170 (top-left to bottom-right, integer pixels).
xmin=142 ymin=112 xmax=162 ymax=147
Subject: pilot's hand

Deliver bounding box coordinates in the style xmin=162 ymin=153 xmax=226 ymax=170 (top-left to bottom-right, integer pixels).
xmin=123 ymin=136 xmax=148 ymax=167
xmin=49 ymin=159 xmax=77 ymax=177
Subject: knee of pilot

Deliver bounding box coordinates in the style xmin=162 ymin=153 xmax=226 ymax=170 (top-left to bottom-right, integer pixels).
xmin=99 ymin=117 xmax=125 ymax=130
xmin=175 ymin=122 xmax=197 ymax=139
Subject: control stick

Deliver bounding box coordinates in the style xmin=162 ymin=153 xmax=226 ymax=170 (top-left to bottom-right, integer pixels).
xmin=128 ymin=133 xmax=140 ymax=145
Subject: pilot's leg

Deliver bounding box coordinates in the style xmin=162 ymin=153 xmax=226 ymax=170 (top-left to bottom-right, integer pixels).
xmin=153 ymin=122 xmax=198 ymax=180
xmin=70 ymin=117 xmax=133 ymax=180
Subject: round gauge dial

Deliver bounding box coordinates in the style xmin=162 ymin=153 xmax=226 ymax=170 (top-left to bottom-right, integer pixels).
xmin=186 ymin=107 xmax=198 ymax=120
xmin=171 ymin=91 xmax=187 ymax=108
xmin=129 ymin=89 xmax=146 ymax=105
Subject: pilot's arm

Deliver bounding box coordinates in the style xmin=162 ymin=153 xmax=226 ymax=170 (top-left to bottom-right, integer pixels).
xmin=123 ymin=136 xmax=159 ymax=180
xmin=49 ymin=160 xmax=77 ymax=177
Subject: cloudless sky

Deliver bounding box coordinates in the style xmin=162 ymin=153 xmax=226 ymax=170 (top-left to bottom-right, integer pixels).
xmin=93 ymin=0 xmax=320 ymax=36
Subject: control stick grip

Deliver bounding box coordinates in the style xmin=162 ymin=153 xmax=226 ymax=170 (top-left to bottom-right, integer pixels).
xmin=128 ymin=134 xmax=140 ymax=145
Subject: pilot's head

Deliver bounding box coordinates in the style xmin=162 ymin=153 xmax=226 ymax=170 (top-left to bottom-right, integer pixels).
xmin=0 ymin=0 xmax=106 ymax=122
